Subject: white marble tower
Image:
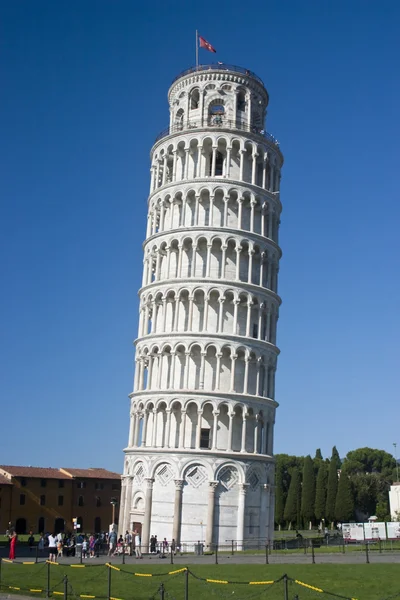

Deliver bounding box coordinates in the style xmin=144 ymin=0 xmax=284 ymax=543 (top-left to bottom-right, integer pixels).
xmin=119 ymin=64 xmax=283 ymax=551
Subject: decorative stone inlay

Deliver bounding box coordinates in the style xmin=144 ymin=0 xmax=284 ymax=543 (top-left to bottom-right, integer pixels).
xmin=134 ymin=463 xmax=145 ymax=485
xmin=218 ymin=466 xmax=239 ymax=491
xmin=248 ymin=470 xmax=260 ymax=491
xmin=155 ymin=463 xmax=174 ymax=486
xmin=185 ymin=465 xmax=207 ymax=488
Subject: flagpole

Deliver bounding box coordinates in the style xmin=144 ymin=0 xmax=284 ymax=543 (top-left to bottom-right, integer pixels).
xmin=196 ymin=30 xmax=199 ymax=69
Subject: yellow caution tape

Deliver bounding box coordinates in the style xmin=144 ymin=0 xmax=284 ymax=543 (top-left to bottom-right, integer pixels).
xmin=53 ymin=592 xmax=64 ymax=595
xmin=249 ymin=581 xmax=274 ymax=585
xmin=295 ymin=580 xmax=323 ymax=593
xmin=71 ymin=564 xmax=86 ymax=568
xmin=106 ymin=563 xmax=120 ymax=571
xmin=206 ymin=579 xmax=228 ymax=584
xmin=10 ymin=587 xmax=20 ymax=590
xmin=23 ymin=561 xmax=35 ymax=564
xmin=30 ymin=589 xmax=43 ymax=593
xmin=110 ymin=597 xmax=124 ymax=600
xmin=134 ymin=573 xmax=152 ymax=577
xmin=168 ymin=568 xmax=187 ymax=575
xmin=80 ymin=595 xmax=96 ymax=598
xmin=2 ymin=559 xmax=13 ymax=563
xmin=46 ymin=560 xmax=59 ymax=566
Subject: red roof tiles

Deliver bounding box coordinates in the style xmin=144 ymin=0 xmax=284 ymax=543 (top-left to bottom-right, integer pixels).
xmin=0 ymin=466 xmax=70 ymax=479
xmin=0 ymin=473 xmax=13 ymax=485
xmin=60 ymin=468 xmax=121 ymax=479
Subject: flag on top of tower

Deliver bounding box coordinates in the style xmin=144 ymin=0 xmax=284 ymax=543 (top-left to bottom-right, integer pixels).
xmin=199 ymin=35 xmax=216 ymax=53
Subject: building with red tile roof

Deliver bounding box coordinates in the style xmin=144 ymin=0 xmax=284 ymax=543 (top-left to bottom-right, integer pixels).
xmin=0 ymin=465 xmax=121 ymax=535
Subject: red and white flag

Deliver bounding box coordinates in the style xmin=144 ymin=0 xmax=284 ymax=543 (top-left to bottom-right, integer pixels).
xmin=199 ymin=35 xmax=216 ymax=53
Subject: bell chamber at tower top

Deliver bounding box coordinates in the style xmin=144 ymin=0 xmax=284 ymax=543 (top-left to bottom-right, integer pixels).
xmin=150 ymin=64 xmax=283 ymax=193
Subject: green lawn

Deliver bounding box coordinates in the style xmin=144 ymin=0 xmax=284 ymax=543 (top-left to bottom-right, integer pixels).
xmin=1 ymin=561 xmax=399 ymax=600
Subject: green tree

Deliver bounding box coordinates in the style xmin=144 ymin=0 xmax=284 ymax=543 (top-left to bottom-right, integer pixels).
xmin=335 ymin=471 xmax=354 ymax=522
xmin=275 ymin=460 xmax=285 ymax=528
xmin=331 ymin=445 xmax=341 ymax=468
xmin=342 ymin=448 xmax=396 ymax=519
xmin=326 ymin=448 xmax=340 ymax=523
xmin=314 ymin=449 xmax=323 ymax=460
xmin=314 ymin=461 xmax=328 ymax=522
xmin=284 ymin=467 xmax=301 ymax=529
xmin=301 ymin=456 xmax=315 ymax=526
xmin=342 ymin=447 xmax=396 ymax=480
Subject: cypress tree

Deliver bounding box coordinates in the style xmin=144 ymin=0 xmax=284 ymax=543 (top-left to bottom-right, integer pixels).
xmin=275 ymin=461 xmax=285 ymax=527
xmin=331 ymin=445 xmax=341 ymax=468
xmin=315 ymin=449 xmax=323 ymax=460
xmin=326 ymin=456 xmax=339 ymax=523
xmin=301 ymin=456 xmax=315 ymax=527
xmin=335 ymin=471 xmax=354 ymax=522
xmin=284 ymin=468 xmax=301 ymax=529
xmin=314 ymin=461 xmax=328 ymax=522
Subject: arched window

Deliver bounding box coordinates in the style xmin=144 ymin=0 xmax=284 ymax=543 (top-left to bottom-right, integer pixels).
xmin=15 ymin=517 xmax=27 ymax=534
xmin=94 ymin=517 xmax=101 ymax=533
xmin=175 ymin=109 xmax=184 ymax=130
xmin=78 ymin=495 xmax=84 ymax=507
xmin=38 ymin=517 xmax=45 ymax=534
xmin=190 ymin=88 xmax=200 ymax=109
xmin=54 ymin=518 xmax=64 ymax=534
xmin=215 ymin=151 xmax=224 ymax=176
xmin=208 ymin=100 xmax=225 ymax=126
xmin=237 ymin=90 xmax=246 ymax=112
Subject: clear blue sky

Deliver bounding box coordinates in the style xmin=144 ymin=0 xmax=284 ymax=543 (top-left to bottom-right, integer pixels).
xmin=1 ymin=1 xmax=399 ymax=471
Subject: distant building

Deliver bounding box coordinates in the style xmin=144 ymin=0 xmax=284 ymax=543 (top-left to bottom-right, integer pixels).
xmin=389 ymin=483 xmax=400 ymax=521
xmin=0 ymin=466 xmax=121 ymax=534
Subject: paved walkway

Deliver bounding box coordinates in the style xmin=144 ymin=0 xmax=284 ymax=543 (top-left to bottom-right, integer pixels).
xmin=4 ymin=551 xmax=399 ymax=567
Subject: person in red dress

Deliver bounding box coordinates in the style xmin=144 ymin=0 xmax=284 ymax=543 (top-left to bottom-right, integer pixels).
xmin=9 ymin=531 xmax=17 ymax=560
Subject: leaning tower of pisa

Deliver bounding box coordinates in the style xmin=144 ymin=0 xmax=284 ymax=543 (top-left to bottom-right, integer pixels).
xmin=119 ymin=64 xmax=283 ymax=551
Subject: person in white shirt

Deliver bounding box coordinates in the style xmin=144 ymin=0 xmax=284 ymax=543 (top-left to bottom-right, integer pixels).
xmin=47 ymin=534 xmax=57 ymax=562
xmin=134 ymin=531 xmax=142 ymax=558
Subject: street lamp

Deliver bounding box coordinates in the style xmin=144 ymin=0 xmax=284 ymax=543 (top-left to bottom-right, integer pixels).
xmin=394 ymin=443 xmax=399 ymax=483
xmin=110 ymin=498 xmax=118 ymax=526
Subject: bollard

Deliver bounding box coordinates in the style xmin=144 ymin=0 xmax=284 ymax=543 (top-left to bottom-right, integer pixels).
xmin=283 ymin=574 xmax=289 ymax=600
xmin=379 ymin=539 xmax=382 ymax=554
xmin=122 ymin=546 xmax=125 ymax=565
xmin=184 ymin=568 xmax=189 ymax=600
xmin=47 ymin=561 xmax=51 ymax=598
xmin=36 ymin=545 xmax=39 ymax=564
xmin=108 ymin=563 xmax=112 ymax=600
xmin=170 ymin=546 xmax=174 ymax=565
xmin=265 ymin=544 xmax=269 ymax=564
xmin=215 ymin=543 xmax=218 ymax=565
xmin=311 ymin=543 xmax=315 ymax=564
xmin=365 ymin=543 xmax=370 ymax=564
xmin=159 ymin=582 xmax=165 ymax=600
xmin=231 ymin=539 xmax=234 ymax=556
xmin=63 ymin=575 xmax=68 ymax=600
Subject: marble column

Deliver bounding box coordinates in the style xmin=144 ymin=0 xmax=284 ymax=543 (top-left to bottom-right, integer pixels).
xmin=237 ymin=483 xmax=249 ymax=550
xmin=172 ymin=480 xmax=184 ymax=544
xmin=141 ymin=478 xmax=155 ymax=553
xmin=205 ymin=481 xmax=219 ymax=548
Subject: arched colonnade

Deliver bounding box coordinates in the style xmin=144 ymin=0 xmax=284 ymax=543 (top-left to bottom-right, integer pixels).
xmin=139 ymin=287 xmax=279 ymax=344
xmin=150 ymin=135 xmax=281 ymax=194
xmin=133 ymin=342 xmax=277 ymax=399
xmin=128 ymin=399 xmax=274 ymax=456
xmin=146 ymin=187 xmax=280 ymax=243
xmin=142 ymin=235 xmax=279 ymax=292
